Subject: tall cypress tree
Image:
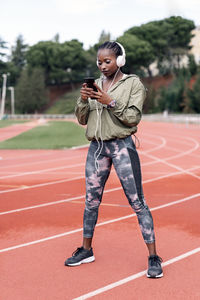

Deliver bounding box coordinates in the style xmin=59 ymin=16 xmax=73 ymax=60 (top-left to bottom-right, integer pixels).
xmin=16 ymin=67 xmax=48 ymax=113
xmin=187 ymin=73 xmax=200 ymax=113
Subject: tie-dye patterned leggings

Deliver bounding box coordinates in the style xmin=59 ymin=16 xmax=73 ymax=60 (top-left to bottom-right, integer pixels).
xmin=83 ymin=136 xmax=155 ymax=244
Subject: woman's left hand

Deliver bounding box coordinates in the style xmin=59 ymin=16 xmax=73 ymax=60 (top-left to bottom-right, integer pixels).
xmin=91 ymin=83 xmax=112 ymax=106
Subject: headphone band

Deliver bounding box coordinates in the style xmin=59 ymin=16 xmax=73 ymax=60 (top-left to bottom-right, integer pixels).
xmin=115 ymin=42 xmax=126 ymax=57
xmin=96 ymin=41 xmax=126 ymax=67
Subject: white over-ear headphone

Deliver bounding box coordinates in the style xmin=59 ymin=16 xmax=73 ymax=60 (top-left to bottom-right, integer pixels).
xmin=96 ymin=41 xmax=126 ymax=68
xmin=115 ymin=42 xmax=126 ymax=67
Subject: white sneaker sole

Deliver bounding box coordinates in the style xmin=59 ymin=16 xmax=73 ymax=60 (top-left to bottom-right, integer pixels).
xmin=146 ymin=272 xmax=163 ymax=278
xmin=66 ymin=256 xmax=95 ymax=266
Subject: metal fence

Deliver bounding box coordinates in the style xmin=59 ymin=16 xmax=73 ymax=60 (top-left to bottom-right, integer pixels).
xmin=1 ymin=114 xmax=75 ymax=120
xmin=142 ymin=113 xmax=200 ymax=128
xmin=1 ymin=113 xmax=200 ymax=127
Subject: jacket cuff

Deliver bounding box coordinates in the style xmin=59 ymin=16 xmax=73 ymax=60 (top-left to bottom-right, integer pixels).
xmin=80 ymin=98 xmax=89 ymax=104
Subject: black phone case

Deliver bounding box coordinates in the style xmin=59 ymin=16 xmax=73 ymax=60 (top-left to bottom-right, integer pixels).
xmin=84 ymin=78 xmax=98 ymax=92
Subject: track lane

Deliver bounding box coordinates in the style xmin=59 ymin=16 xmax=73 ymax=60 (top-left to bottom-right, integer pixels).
xmin=0 ymin=121 xmax=200 ymax=300
xmin=74 ymin=248 xmax=200 ymax=300
xmin=0 ymin=195 xmax=200 ymax=300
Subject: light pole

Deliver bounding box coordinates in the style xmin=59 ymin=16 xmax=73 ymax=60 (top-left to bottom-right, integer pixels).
xmin=8 ymin=87 xmax=15 ymax=115
xmin=0 ymin=73 xmax=9 ymax=119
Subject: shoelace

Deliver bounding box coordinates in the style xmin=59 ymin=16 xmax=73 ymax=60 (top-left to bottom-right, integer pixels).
xmin=149 ymin=255 xmax=163 ymax=266
xmin=72 ymin=247 xmax=83 ymax=257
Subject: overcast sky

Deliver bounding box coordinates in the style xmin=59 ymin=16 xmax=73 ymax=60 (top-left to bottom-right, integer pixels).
xmin=1 ymin=0 xmax=199 ymax=52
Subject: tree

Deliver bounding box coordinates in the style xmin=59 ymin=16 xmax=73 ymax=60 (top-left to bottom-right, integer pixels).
xmin=126 ymin=16 xmax=195 ymax=74
xmin=126 ymin=21 xmax=169 ymax=61
xmin=83 ymin=30 xmax=112 ymax=78
xmin=117 ymin=33 xmax=155 ymax=75
xmin=0 ymin=37 xmax=8 ymax=84
xmin=163 ymin=16 xmax=195 ymax=70
xmin=188 ymin=54 xmax=198 ymax=76
xmin=15 ymin=67 xmax=48 ymax=113
xmin=187 ymin=72 xmax=200 ymax=113
xmin=98 ymin=30 xmax=111 ymax=44
xmin=7 ymin=35 xmax=28 ymax=85
xmin=61 ymin=40 xmax=88 ymax=84
xmin=26 ymin=39 xmax=87 ymax=85
xmin=11 ymin=35 xmax=28 ymax=69
xmin=53 ymin=33 xmax=60 ymax=43
xmin=0 ymin=37 xmax=7 ymax=58
xmin=157 ymin=75 xmax=186 ymax=112
xmin=84 ymin=46 xmax=100 ymax=78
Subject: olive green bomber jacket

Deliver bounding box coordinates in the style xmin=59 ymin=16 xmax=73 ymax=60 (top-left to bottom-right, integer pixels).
xmin=75 ymin=74 xmax=146 ymax=141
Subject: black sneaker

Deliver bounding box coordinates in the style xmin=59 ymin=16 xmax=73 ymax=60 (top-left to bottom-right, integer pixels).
xmin=65 ymin=247 xmax=95 ymax=266
xmin=147 ymin=255 xmax=163 ymax=278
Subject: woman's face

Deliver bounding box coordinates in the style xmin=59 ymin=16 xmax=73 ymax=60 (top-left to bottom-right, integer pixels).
xmin=97 ymin=49 xmax=118 ymax=77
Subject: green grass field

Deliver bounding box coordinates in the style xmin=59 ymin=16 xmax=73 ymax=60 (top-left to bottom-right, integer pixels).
xmin=0 ymin=121 xmax=89 ymax=149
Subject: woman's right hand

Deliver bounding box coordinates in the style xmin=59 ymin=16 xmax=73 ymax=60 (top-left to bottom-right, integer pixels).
xmin=80 ymin=83 xmax=93 ymax=101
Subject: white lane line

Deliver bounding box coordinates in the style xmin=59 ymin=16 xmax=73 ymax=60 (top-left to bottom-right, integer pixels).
xmin=0 ymin=152 xmax=199 ymax=195
xmin=142 ymin=151 xmax=200 ymax=180
xmin=0 ymin=134 xmax=177 ymax=172
xmin=0 ymin=153 xmax=86 ymax=170
xmin=163 ymin=136 xmax=199 ymax=161
xmin=0 ymin=132 xmax=198 ymax=193
xmin=141 ymin=133 xmax=199 ymax=159
xmin=141 ymin=131 xmax=192 ymax=145
xmin=0 ymin=171 xmax=83 ymax=176
xmin=73 ymin=247 xmax=200 ymax=300
xmin=0 ymin=186 xmax=118 ymax=215
xmin=0 ymin=193 xmax=199 ymax=253
xmin=1 ymin=166 xmax=199 ymax=214
xmin=137 ymin=166 xmax=200 ymax=184
xmin=0 ymin=133 xmax=191 ymax=177
xmin=143 ymin=136 xmax=166 ymax=153
xmin=0 ymin=132 xmax=197 ymax=180
xmin=0 ymin=162 xmax=85 ymax=179
xmin=0 ymin=176 xmax=86 ymax=194
xmin=0 ymin=194 xmax=85 ymax=216
xmin=140 ymin=134 xmax=200 ymax=179
xmin=0 ymin=151 xmax=61 ymax=162
xmin=139 ymin=135 xmax=199 ymax=162
xmin=71 ymin=144 xmax=89 ymax=150
xmin=143 ymin=140 xmax=182 ymax=154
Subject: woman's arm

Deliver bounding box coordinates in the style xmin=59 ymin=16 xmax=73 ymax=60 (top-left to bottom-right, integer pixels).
xmin=75 ymin=97 xmax=90 ymax=125
xmin=109 ymin=81 xmax=146 ymax=127
xmin=75 ymin=83 xmax=93 ymax=125
xmin=91 ymin=79 xmax=146 ymax=127
xmin=109 ymin=104 xmax=142 ymax=127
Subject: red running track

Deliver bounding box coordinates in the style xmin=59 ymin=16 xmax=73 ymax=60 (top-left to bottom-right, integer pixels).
xmin=0 ymin=120 xmax=200 ymax=300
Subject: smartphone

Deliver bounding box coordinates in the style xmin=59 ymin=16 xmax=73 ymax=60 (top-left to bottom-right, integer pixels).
xmin=84 ymin=77 xmax=98 ymax=92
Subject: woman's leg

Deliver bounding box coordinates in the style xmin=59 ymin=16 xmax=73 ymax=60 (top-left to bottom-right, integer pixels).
xmin=83 ymin=141 xmax=112 ymax=249
xmin=126 ymin=140 xmax=157 ymax=255
xmin=111 ymin=138 xmax=156 ymax=255
xmin=65 ymin=142 xmax=112 ymax=266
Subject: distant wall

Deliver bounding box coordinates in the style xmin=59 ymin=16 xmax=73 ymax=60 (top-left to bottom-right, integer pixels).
xmin=142 ymin=74 xmax=174 ymax=90
xmin=48 ymin=75 xmax=174 ymax=103
xmin=48 ymin=82 xmax=81 ymax=101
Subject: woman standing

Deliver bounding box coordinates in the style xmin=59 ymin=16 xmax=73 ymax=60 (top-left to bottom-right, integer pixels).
xmin=65 ymin=41 xmax=163 ymax=278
